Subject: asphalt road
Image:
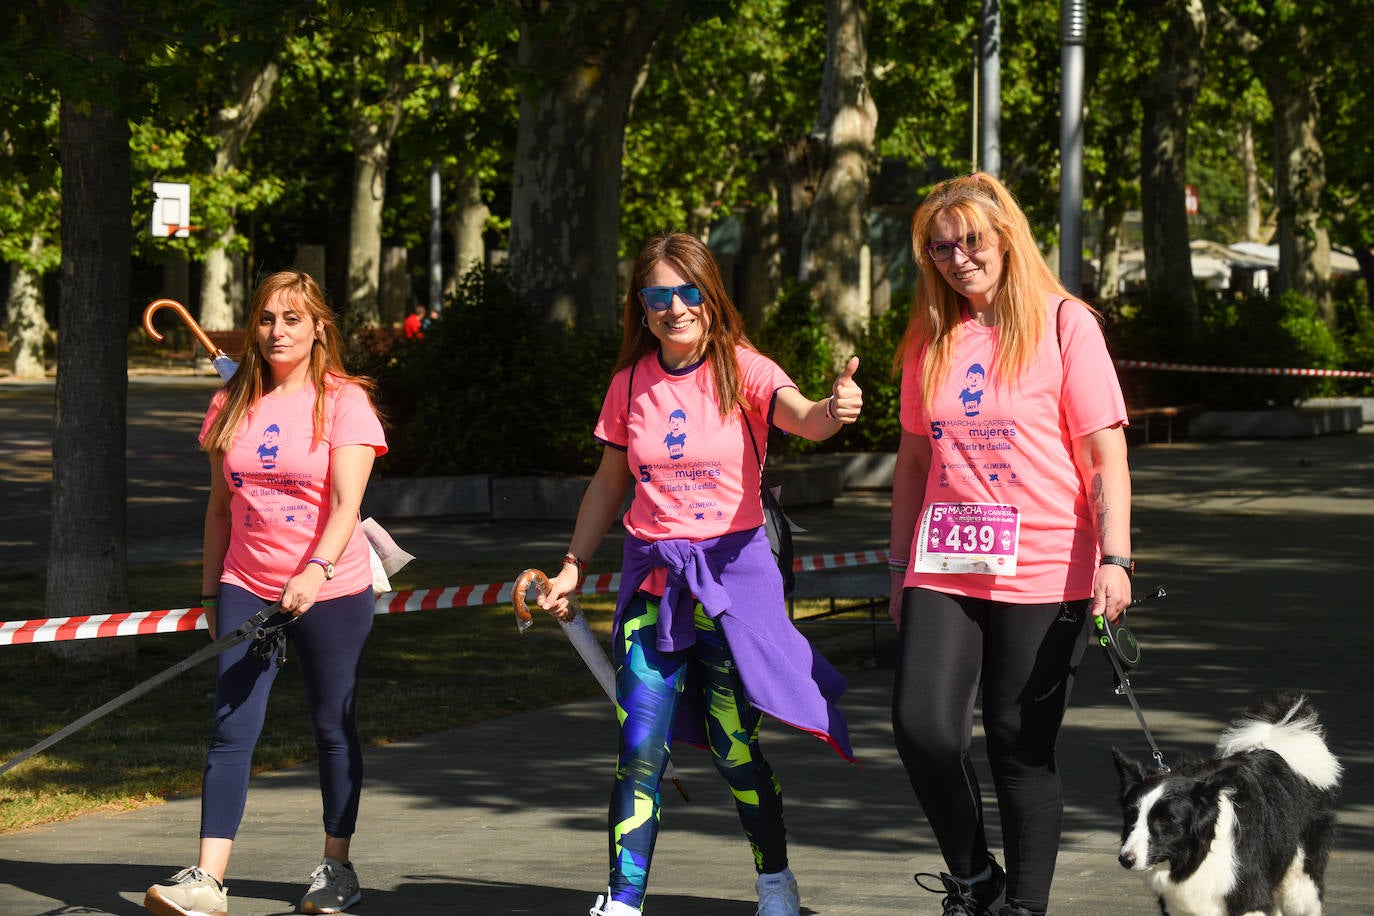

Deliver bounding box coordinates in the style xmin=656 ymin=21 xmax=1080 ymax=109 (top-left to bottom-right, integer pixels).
xmin=2 ymin=376 xmax=1373 ymax=914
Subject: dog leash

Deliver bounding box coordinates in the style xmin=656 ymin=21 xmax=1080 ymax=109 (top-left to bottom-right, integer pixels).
xmin=0 ymin=604 xmax=293 ymax=777
xmin=1096 ymin=586 xmax=1170 ymax=773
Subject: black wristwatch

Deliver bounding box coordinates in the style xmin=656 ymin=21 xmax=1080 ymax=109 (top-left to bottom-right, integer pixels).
xmin=1100 ymin=555 xmax=1134 ymax=577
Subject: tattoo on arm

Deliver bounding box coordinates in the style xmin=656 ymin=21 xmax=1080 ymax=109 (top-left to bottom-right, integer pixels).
xmin=1090 ymin=473 xmax=1108 ymax=548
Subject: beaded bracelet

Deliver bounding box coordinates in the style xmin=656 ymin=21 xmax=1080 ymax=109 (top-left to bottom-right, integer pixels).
xmin=562 ymin=552 xmax=587 ymax=586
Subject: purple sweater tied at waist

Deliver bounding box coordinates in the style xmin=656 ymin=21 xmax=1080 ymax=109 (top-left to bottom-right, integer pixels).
xmin=616 ymin=527 xmax=855 ymax=762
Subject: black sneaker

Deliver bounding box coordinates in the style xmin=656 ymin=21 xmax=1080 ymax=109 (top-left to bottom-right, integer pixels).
xmin=914 ymin=858 xmax=1006 ymax=916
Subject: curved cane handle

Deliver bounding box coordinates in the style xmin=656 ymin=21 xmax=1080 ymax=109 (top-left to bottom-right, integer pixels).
xmin=513 ymin=568 xmax=548 ymax=628
xmin=143 ymin=298 xmax=223 ymax=358
xmin=513 ymin=567 xmax=579 ymax=631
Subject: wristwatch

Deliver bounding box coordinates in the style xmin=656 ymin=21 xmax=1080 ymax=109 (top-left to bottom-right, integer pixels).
xmin=307 ymin=557 xmax=335 ymax=580
xmin=1099 ymin=555 xmax=1134 ymax=578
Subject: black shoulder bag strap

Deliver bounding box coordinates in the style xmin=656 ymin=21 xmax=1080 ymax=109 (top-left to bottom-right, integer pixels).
xmin=745 ymin=412 xmax=796 ymax=595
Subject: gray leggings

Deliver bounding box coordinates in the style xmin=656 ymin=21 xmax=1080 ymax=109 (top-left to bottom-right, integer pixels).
xmin=891 ymin=587 xmax=1090 ymax=913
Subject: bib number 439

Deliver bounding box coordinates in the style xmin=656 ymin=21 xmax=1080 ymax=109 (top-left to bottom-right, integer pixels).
xmin=915 ymin=502 xmax=1020 ymax=576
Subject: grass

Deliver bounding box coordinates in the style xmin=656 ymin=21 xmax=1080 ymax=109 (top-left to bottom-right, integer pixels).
xmin=0 ymin=555 xmax=886 ymax=834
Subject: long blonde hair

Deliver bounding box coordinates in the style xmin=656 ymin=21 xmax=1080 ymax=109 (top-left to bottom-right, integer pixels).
xmin=894 ymin=173 xmax=1072 ymax=412
xmin=201 ymin=269 xmax=376 ymax=454
xmin=615 ymin=232 xmax=756 ymax=417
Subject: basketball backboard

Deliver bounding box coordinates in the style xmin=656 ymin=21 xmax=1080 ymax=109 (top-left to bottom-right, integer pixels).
xmin=151 ymin=181 xmax=192 ymax=238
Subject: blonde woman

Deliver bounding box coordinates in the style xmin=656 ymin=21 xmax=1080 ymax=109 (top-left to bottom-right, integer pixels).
xmin=144 ymin=270 xmax=386 ymax=916
xmin=888 ymin=174 xmax=1132 ymax=916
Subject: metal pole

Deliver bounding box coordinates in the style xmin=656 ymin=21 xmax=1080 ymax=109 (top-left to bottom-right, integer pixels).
xmin=979 ymin=0 xmax=1001 ymax=178
xmin=971 ymin=35 xmax=979 ymax=173
xmin=1059 ymin=0 xmax=1086 ymax=295
xmin=428 ymin=162 xmax=442 ymax=313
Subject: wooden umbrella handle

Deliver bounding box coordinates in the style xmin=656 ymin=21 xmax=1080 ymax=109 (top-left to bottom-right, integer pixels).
xmin=142 ymin=298 xmax=223 ymax=358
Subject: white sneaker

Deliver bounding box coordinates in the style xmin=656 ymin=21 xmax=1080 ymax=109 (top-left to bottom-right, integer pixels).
xmin=588 ymin=889 xmax=642 ymax=915
xmin=298 ymin=857 xmax=361 ymax=914
xmin=755 ymin=867 xmax=800 ymax=916
xmin=143 ymin=866 xmax=228 ymax=916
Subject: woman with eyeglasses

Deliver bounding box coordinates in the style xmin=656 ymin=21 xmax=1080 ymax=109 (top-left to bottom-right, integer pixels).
xmin=888 ymin=174 xmax=1132 ymax=916
xmin=536 ymin=231 xmax=862 ymax=916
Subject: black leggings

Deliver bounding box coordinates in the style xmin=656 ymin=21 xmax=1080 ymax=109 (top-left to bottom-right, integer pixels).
xmin=891 ymin=588 xmax=1089 ymax=913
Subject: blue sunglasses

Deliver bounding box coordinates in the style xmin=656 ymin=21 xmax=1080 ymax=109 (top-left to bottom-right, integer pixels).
xmin=639 ymin=283 xmax=705 ymax=311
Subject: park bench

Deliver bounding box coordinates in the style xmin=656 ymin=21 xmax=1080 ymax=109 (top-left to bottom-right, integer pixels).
xmin=1118 ymin=369 xmax=1203 ymax=445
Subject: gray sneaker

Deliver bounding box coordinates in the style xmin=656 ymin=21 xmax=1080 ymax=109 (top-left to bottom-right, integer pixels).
xmin=298 ymin=857 xmax=361 ymax=914
xmin=143 ymin=866 xmax=228 ymax=916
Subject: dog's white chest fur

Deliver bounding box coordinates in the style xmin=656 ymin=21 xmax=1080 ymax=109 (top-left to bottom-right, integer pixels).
xmin=1137 ymin=790 xmax=1239 ymax=915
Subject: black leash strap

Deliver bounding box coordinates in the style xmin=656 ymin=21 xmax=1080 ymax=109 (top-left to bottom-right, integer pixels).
xmin=1096 ymin=586 xmax=1170 ymax=773
xmin=0 ymin=605 xmax=292 ymax=778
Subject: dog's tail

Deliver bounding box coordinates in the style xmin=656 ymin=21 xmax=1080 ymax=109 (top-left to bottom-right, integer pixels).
xmin=1216 ymin=693 xmax=1341 ymax=791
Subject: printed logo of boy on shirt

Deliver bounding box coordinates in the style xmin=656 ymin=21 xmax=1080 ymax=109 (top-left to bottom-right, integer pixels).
xmin=663 ymin=409 xmax=688 ymax=460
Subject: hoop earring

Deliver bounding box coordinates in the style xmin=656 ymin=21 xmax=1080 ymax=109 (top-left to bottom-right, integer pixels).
xmin=641 ymin=315 xmax=649 ymax=327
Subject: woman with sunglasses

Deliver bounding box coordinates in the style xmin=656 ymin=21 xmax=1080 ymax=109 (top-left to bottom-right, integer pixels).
xmin=537 ymin=231 xmax=862 ymax=916
xmin=887 ymin=174 xmax=1133 ymax=916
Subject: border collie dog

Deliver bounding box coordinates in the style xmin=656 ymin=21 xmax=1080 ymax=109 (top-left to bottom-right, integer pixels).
xmin=1113 ymin=694 xmax=1341 ymax=916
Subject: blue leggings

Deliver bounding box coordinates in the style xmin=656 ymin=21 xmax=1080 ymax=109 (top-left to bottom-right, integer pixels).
xmin=891 ymin=588 xmax=1090 ymax=913
xmin=607 ymin=595 xmax=787 ymax=909
xmin=200 ymin=583 xmax=374 ymax=840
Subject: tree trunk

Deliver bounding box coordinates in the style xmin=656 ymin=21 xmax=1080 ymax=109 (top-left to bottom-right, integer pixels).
xmin=1353 ymin=244 xmax=1374 ymax=310
xmin=1139 ymin=0 xmax=1205 ymax=348
xmin=6 ymin=235 xmax=50 ymax=379
xmin=345 ymin=97 xmax=404 ymax=330
xmin=447 ymin=167 xmax=489 ymax=290
xmin=1267 ymin=66 xmax=1332 ymax=320
xmin=198 ymin=60 xmax=281 ymax=331
xmin=769 ymin=131 xmax=823 ymax=296
xmin=1095 ymin=200 xmax=1125 ymax=310
xmin=1240 ymin=117 xmax=1263 ymax=243
xmin=800 ymin=0 xmax=878 ymax=356
xmin=736 ymin=189 xmax=784 ymax=327
xmin=50 ymin=0 xmax=131 ymax=660
xmin=508 ymin=1 xmax=685 ymax=327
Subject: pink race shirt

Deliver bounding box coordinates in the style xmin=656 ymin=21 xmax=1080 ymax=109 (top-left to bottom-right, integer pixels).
xmin=595 ymin=346 xmax=795 ymax=549
xmin=899 ymin=295 xmax=1127 ymax=602
xmin=200 ymin=380 xmax=387 ymax=601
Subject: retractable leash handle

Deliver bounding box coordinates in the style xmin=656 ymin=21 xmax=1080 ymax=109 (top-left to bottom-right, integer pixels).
xmin=0 ymin=605 xmax=292 ymax=778
xmin=1097 ymin=586 xmax=1171 ymax=774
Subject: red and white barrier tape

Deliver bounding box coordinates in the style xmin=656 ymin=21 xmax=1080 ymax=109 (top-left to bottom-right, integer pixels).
xmin=1 ymin=550 xmax=891 ymax=646
xmin=1115 ymin=358 xmax=1374 ymax=379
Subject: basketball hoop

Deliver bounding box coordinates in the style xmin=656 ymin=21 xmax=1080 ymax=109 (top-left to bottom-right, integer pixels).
xmin=151 ymin=181 xmax=194 ymax=239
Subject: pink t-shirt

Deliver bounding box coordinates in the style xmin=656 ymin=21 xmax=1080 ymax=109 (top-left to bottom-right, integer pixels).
xmin=595 ymin=346 xmax=795 ymax=549
xmin=200 ymin=379 xmax=387 ymax=601
xmin=899 ymin=295 xmax=1127 ymax=602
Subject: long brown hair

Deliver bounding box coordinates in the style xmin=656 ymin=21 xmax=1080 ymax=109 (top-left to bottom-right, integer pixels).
xmin=615 ymin=232 xmax=756 ymax=417
xmin=893 ymin=173 xmax=1074 ymax=412
xmin=201 ymin=269 xmax=376 ymax=454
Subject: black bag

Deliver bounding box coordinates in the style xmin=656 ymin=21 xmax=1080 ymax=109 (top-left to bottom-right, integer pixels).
xmin=748 ymin=424 xmax=796 ymax=595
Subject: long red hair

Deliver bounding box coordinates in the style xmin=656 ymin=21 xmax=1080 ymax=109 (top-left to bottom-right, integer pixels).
xmin=201 ymin=269 xmax=376 ymax=453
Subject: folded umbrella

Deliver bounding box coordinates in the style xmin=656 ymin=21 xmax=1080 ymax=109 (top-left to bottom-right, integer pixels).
xmin=514 ymin=569 xmax=689 ymax=802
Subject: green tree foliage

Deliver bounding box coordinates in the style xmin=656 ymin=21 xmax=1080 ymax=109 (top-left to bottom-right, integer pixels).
xmin=1192 ymin=290 xmax=1343 ymax=408
xmin=367 ymin=263 xmax=618 ymax=477
xmin=620 ymin=1 xmax=824 ymax=249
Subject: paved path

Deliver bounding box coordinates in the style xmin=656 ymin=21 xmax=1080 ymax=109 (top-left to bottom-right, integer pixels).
xmin=2 ymin=378 xmax=1372 ymax=913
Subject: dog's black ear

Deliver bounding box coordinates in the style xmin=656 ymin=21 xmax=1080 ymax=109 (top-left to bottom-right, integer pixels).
xmin=1112 ymin=747 xmax=1145 ymax=791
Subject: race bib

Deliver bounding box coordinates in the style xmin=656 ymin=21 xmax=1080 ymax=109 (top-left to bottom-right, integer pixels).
xmin=914 ymin=502 xmax=1020 ymax=575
